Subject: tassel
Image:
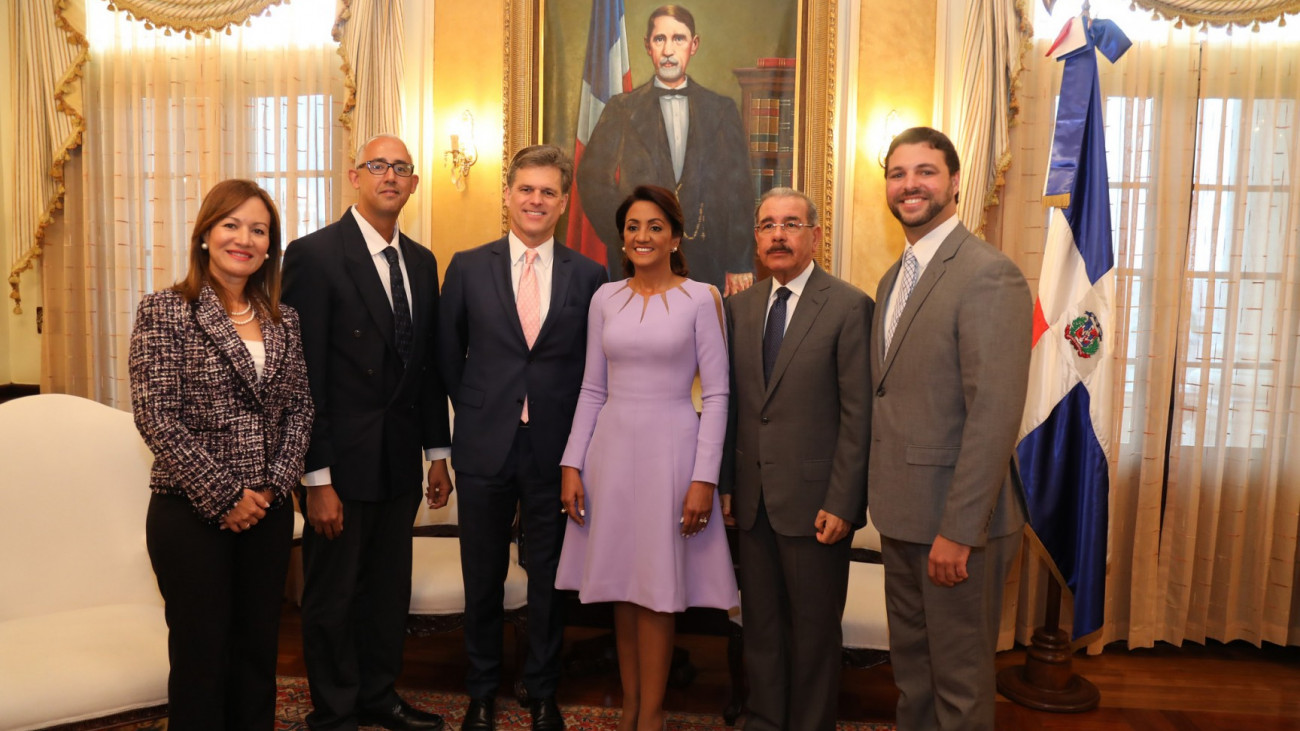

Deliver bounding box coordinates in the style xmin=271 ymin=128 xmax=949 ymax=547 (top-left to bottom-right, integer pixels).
xmin=1252 ymin=20 xmax=1261 ymax=32
xmin=1175 ymin=18 xmax=1183 ymax=29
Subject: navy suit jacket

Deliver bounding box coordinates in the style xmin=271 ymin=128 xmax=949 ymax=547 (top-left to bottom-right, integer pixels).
xmin=438 ymin=236 xmax=607 ymax=479
xmin=281 ymin=211 xmax=450 ymax=502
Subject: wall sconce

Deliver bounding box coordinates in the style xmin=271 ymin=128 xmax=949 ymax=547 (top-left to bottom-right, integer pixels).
xmin=876 ymin=110 xmax=905 ymax=168
xmin=445 ymin=110 xmax=478 ymax=191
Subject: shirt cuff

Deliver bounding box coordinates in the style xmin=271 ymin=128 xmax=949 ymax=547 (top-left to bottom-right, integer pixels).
xmin=300 ymin=467 xmax=332 ymax=486
xmin=425 ymin=447 xmax=451 ymax=462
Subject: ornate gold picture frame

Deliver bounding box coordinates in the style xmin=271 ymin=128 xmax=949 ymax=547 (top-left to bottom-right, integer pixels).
xmin=503 ymin=0 xmax=838 ymax=269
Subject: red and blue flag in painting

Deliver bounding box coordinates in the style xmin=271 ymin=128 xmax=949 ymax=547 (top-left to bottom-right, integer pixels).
xmin=565 ymin=0 xmax=632 ymax=266
xmin=1017 ymin=16 xmax=1129 ymax=646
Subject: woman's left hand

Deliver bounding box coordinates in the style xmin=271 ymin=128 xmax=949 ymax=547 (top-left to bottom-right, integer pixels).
xmin=680 ymin=481 xmax=715 ymax=537
xmin=221 ymin=488 xmax=272 ymax=532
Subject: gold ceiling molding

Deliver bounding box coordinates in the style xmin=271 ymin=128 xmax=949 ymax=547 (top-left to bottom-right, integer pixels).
xmin=1128 ymin=0 xmax=1300 ymax=30
xmin=104 ymin=0 xmax=288 ymax=37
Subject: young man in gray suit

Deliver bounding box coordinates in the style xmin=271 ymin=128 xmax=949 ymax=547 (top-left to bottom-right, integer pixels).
xmin=720 ymin=188 xmax=872 ymax=731
xmin=438 ymin=145 xmax=607 ymax=731
xmin=870 ymin=127 xmax=1032 ymax=731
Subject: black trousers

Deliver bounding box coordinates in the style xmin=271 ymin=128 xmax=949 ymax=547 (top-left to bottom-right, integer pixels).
xmin=457 ymin=424 xmax=567 ymax=699
xmin=299 ymin=488 xmax=421 ymax=731
xmin=145 ymin=492 xmax=293 ymax=731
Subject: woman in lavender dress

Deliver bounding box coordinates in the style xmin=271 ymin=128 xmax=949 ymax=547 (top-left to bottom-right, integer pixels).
xmin=557 ymin=184 xmax=738 ymax=731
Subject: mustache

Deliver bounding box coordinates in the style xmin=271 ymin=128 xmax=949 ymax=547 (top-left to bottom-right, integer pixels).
xmin=765 ymin=245 xmax=794 ymax=255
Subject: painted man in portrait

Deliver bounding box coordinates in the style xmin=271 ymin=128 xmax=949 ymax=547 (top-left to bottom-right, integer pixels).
xmin=576 ymin=4 xmax=756 ymax=295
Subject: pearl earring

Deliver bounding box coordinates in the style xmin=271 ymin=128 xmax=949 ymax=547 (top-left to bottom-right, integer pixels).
xmin=200 ymin=242 xmax=208 ymax=250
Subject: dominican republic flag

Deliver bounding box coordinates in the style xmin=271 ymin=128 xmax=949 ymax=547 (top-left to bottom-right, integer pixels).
xmin=1016 ymin=15 xmax=1129 ymax=646
xmin=565 ymin=0 xmax=633 ymax=266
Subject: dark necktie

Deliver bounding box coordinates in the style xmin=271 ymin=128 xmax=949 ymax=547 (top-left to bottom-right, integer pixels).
xmin=763 ymin=286 xmax=793 ymax=385
xmin=381 ymin=246 xmax=413 ymax=364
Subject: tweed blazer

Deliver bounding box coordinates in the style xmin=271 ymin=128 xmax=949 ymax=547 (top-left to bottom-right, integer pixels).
xmin=720 ymin=265 xmax=873 ymax=536
xmin=129 ymin=284 xmax=314 ymax=523
xmin=868 ymin=223 xmax=1032 ymax=547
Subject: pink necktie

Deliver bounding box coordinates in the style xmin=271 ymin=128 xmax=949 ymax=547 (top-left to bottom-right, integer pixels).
xmin=517 ymin=249 xmax=541 ymax=422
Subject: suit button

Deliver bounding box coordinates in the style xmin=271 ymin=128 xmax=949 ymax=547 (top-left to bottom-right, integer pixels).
xmin=527 ymin=354 xmax=535 ymax=363
xmin=761 ymin=417 xmax=770 ymax=425
xmin=353 ymin=330 xmax=362 ymax=338
xmin=366 ymin=369 xmax=375 ymax=377
xmin=876 ymin=386 xmax=886 ymax=397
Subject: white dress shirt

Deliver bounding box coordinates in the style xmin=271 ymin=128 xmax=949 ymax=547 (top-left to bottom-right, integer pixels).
xmin=883 ymin=214 xmax=961 ymax=354
xmin=763 ymin=259 xmax=816 ymax=335
xmin=508 ymin=232 xmax=555 ymax=326
xmin=654 ymin=77 xmax=690 ymax=183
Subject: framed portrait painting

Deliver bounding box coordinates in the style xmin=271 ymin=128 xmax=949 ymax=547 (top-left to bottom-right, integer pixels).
xmin=504 ymin=0 xmax=838 ymax=291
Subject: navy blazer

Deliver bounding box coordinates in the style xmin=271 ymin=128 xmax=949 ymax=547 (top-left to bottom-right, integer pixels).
xmin=282 ymin=212 xmax=451 ymax=502
xmin=129 ymin=285 xmax=314 ymax=523
xmin=438 ymin=236 xmax=607 ymax=479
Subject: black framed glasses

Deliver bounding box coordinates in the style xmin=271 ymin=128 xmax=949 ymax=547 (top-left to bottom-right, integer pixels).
xmin=754 ymin=221 xmax=815 ymax=235
xmin=358 ymin=159 xmax=415 ymax=177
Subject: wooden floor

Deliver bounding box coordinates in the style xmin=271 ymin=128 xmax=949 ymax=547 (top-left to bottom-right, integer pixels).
xmin=277 ymin=602 xmax=1300 ymax=730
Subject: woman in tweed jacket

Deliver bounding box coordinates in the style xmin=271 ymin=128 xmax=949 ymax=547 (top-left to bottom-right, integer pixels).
xmin=129 ymin=179 xmax=313 ymax=730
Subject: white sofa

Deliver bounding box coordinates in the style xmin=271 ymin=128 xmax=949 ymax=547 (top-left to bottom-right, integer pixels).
xmin=0 ymin=394 xmax=169 ymax=731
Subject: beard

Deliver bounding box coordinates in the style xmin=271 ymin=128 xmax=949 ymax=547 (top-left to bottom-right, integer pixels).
xmin=888 ymin=192 xmax=950 ymax=231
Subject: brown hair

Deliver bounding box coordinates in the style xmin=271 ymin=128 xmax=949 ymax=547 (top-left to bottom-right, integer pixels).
xmin=173 ymin=179 xmax=284 ymax=322
xmin=645 ymin=5 xmax=696 ymax=38
xmin=616 ymin=185 xmax=689 ymax=278
xmin=507 ymin=144 xmax=574 ymax=194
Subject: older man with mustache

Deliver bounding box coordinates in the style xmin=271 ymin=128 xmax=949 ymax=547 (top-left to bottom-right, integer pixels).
xmin=576 ymin=4 xmax=756 ymax=295
xmin=720 ymin=187 xmax=872 ymax=731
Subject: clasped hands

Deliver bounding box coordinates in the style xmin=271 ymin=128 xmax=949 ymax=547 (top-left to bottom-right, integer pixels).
xmin=221 ymin=488 xmax=273 ymax=533
xmin=561 ymin=466 xmax=716 ymax=537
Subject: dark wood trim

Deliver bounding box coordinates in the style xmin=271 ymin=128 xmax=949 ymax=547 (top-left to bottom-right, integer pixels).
xmin=42 ymin=703 xmax=168 ymax=730
xmin=0 ymin=383 xmax=39 ymax=404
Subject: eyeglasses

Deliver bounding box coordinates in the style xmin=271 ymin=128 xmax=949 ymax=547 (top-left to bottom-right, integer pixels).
xmin=358 ymin=160 xmax=415 ymax=177
xmin=754 ymin=222 xmax=815 ymax=235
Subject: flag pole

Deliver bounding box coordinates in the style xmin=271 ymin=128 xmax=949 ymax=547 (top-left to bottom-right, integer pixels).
xmin=996 ymin=571 xmax=1099 ymax=711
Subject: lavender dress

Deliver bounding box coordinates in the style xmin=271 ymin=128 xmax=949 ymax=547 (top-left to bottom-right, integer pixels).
xmin=556 ymin=279 xmax=739 ymax=612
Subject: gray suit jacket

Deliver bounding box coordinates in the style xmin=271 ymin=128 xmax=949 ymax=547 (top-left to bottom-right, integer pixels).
xmin=721 ymin=264 xmax=872 ymax=537
xmin=869 ymin=223 xmax=1032 ymax=547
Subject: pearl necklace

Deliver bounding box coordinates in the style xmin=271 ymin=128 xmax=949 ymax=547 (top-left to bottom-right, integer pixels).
xmin=229 ymin=300 xmax=255 ymax=326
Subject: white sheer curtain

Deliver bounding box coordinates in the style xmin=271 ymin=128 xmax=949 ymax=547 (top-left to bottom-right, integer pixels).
xmin=42 ymin=0 xmax=347 ymax=407
xmin=989 ymin=9 xmax=1300 ymax=650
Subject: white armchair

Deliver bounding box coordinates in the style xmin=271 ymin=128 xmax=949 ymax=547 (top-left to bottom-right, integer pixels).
xmin=0 ymin=394 xmax=169 ymax=731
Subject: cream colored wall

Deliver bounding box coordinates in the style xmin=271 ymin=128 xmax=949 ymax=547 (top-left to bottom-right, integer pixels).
xmin=1 ymin=2 xmax=42 ymax=386
xmin=407 ymin=0 xmax=509 ymax=273
xmin=847 ymin=0 xmax=937 ymax=297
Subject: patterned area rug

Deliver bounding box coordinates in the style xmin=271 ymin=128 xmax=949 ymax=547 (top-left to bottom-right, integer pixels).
xmin=115 ymin=675 xmax=895 ymax=730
